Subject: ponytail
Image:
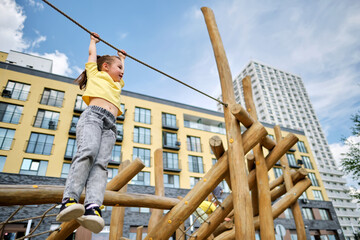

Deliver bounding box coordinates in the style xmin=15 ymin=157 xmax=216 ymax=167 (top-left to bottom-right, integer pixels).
xmin=74 ymin=55 xmax=119 ymax=90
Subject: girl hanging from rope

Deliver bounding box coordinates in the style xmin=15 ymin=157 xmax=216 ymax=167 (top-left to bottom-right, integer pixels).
xmin=56 ymin=32 xmax=126 ymax=234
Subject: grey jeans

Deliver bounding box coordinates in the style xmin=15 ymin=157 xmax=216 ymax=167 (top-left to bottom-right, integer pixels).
xmin=63 ymin=105 xmax=117 ymax=206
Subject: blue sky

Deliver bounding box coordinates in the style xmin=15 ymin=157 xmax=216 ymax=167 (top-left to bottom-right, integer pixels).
xmin=1 ymin=0 xmax=359 ymax=175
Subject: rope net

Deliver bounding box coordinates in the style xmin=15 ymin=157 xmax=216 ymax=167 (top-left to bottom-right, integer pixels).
xmin=0 ymin=204 xmax=60 ymax=240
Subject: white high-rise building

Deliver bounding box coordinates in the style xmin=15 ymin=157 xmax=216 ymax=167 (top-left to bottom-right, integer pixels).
xmin=219 ymin=60 xmax=360 ymax=239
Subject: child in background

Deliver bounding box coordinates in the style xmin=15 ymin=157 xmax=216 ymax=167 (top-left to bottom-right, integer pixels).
xmin=56 ymin=32 xmax=126 ymax=234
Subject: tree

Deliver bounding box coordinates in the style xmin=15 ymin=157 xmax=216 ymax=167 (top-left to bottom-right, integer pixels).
xmin=340 ymin=111 xmax=360 ymax=200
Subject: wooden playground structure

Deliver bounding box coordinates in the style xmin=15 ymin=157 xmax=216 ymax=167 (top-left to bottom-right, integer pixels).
xmin=0 ymin=7 xmax=311 ymax=240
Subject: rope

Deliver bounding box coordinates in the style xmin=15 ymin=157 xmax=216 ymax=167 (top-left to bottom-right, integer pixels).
xmin=0 ymin=204 xmax=60 ymax=240
xmin=41 ymin=0 xmax=228 ymax=107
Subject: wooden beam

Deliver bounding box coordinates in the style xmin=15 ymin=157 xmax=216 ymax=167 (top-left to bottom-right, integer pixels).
xmin=144 ymin=121 xmax=268 ymax=240
xmin=201 ymin=7 xmax=255 ymax=239
xmin=274 ymin=126 xmax=306 ymax=240
xmin=110 ymin=160 xmax=130 ymax=240
xmin=231 ymin=103 xmax=276 ymax=150
xmin=190 ymin=133 xmax=298 ymax=240
xmin=136 ymin=226 xmax=143 ymax=240
xmin=106 ymin=158 xmax=145 ymax=191
xmin=0 ymin=186 xmax=179 ymax=209
xmin=242 ymin=75 xmax=275 ymax=240
xmin=148 ymin=149 xmax=165 ymax=232
xmin=47 ymin=220 xmax=79 ymax=240
xmin=214 ymin=178 xmax=312 ymax=240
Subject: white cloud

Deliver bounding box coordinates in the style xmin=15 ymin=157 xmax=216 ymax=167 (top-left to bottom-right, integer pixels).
xmin=30 ymin=31 xmax=47 ymax=49
xmin=0 ymin=0 xmax=29 ymax=52
xmin=26 ymin=0 xmax=44 ymax=11
xmin=30 ymin=50 xmax=73 ymax=76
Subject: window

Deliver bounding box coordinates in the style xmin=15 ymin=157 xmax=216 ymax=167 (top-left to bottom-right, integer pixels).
xmin=164 ymin=174 xmax=179 ymax=188
xmin=65 ymin=138 xmax=77 ymax=159
xmin=301 ymin=156 xmax=313 ymax=169
xmin=308 ymin=173 xmax=319 ymax=187
xmin=313 ymin=190 xmax=323 ymax=200
xmin=34 ymin=109 xmax=59 ymax=130
xmin=26 ymin=133 xmax=54 ymax=155
xmin=163 ymin=132 xmax=179 ymax=149
xmin=69 ymin=116 xmax=79 ymax=134
xmin=0 ymin=102 xmax=23 ymax=124
xmin=297 ymin=141 xmax=307 ymax=153
xmin=187 ymin=136 xmax=202 ymax=152
xmin=134 ymin=127 xmax=151 ymax=144
xmin=3 ymin=81 xmax=30 ymax=101
xmin=116 ymin=123 xmax=123 ymax=141
xmin=190 ymin=176 xmax=201 ymax=188
xmin=107 ymin=168 xmax=118 ymax=181
xmin=131 ymin=172 xmax=150 ymax=185
xmin=74 ymin=95 xmax=86 ymax=112
xmin=163 ymin=152 xmax=179 ymax=171
xmin=273 ymin=167 xmax=283 ymax=178
xmin=110 ymin=145 xmax=122 ymax=164
xmin=162 ymin=113 xmax=177 ymax=128
xmin=299 ymin=191 xmax=308 ymax=199
xmin=61 ymin=163 xmax=70 ymax=178
xmin=129 ymin=208 xmax=150 ymax=214
xmin=40 ymin=88 xmax=64 ymax=107
xmin=286 ymin=153 xmax=297 ymax=167
xmin=302 ymin=208 xmax=314 ymax=220
xmin=117 ymin=104 xmax=125 ymax=119
xmin=0 ymin=156 xmax=6 ymax=171
xmin=188 ymin=155 xmax=204 ymax=173
xmin=319 ymin=209 xmax=330 ymax=220
xmin=20 ymin=159 xmax=48 ymax=176
xmin=135 ymin=107 xmax=151 ymax=124
xmin=133 ymin=147 xmax=150 ymax=167
xmin=0 ymin=128 xmax=15 ymax=150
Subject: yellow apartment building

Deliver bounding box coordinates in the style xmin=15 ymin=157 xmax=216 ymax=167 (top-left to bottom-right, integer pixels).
xmin=0 ymin=50 xmax=327 ymax=202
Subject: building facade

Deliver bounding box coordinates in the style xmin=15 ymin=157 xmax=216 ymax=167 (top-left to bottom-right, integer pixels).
xmin=0 ymin=52 xmax=344 ymax=239
xmin=227 ymin=60 xmax=360 ymax=239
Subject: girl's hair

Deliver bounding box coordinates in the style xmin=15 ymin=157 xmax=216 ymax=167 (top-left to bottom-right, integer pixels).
xmin=74 ymin=55 xmax=120 ymax=90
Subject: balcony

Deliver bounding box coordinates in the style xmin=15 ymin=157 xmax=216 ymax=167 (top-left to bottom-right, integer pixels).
xmin=162 ymin=119 xmax=179 ymax=131
xmin=163 ymin=164 xmax=181 ymax=173
xmin=69 ymin=122 xmax=76 ymax=135
xmin=116 ymin=132 xmax=123 ymax=142
xmin=163 ymin=141 xmax=181 ymax=151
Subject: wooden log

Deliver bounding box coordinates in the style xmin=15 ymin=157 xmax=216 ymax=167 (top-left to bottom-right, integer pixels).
xmin=106 ymin=158 xmax=145 ymax=191
xmin=209 ymin=135 xmax=225 ymax=160
xmin=110 ymin=160 xmax=130 ymax=240
xmin=209 ymin=136 xmax=231 ymax=189
xmin=274 ymin=126 xmax=306 ymax=240
xmin=144 ymin=119 xmax=271 ymax=239
xmin=269 ymin=168 xmax=307 ymax=190
xmin=144 ymin=151 xmax=230 ymax=240
xmin=247 ymin=154 xmax=259 ymax=217
xmin=0 ymin=186 xmax=179 ymax=209
xmin=231 ymin=103 xmax=276 ymax=150
xmin=191 ymin=133 xmax=298 ymax=240
xmin=214 ymin=178 xmax=312 ymax=240
xmin=270 ymin=169 xmax=308 ymax=202
xmin=136 ymin=226 xmax=143 ymax=240
xmin=148 ymin=149 xmax=164 ymax=232
xmin=243 ymin=75 xmax=275 ymax=240
xmin=201 ymin=7 xmax=255 ymax=239
xmin=213 ymin=220 xmax=234 ymax=237
xmin=47 ymin=220 xmax=79 ymax=240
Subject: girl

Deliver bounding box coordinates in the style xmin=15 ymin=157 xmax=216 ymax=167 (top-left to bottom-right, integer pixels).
xmin=56 ymin=32 xmax=126 ymax=234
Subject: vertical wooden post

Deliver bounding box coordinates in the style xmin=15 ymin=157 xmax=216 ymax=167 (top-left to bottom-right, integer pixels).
xmin=109 ymin=160 xmax=130 ymax=239
xmin=136 ymin=226 xmax=143 ymax=240
xmin=202 ymin=7 xmax=255 ymax=239
xmin=274 ymin=126 xmax=306 ymax=239
xmin=243 ymin=76 xmax=275 ymax=239
xmin=148 ymin=149 xmax=164 ymax=232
